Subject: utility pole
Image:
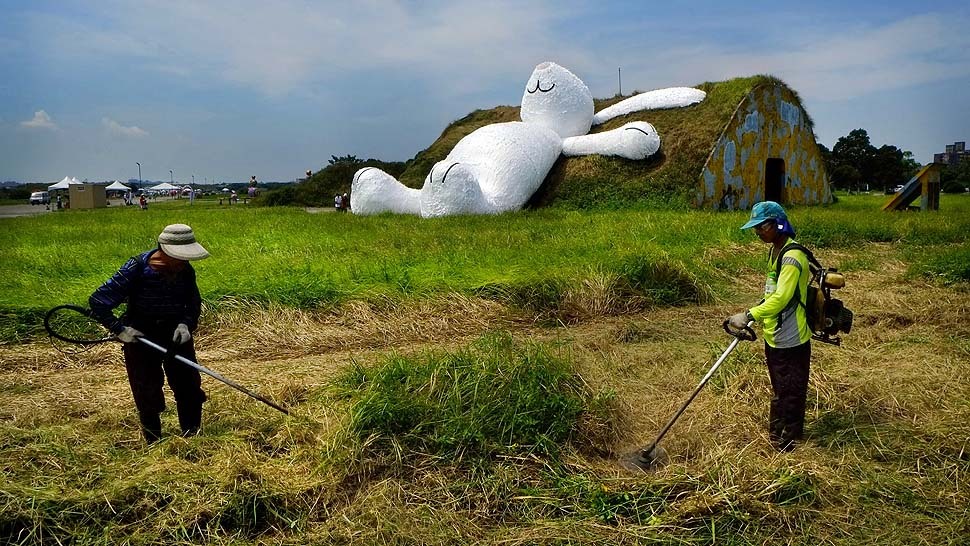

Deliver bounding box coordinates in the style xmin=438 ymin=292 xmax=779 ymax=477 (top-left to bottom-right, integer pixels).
xmin=618 ymin=67 xmax=622 ymax=96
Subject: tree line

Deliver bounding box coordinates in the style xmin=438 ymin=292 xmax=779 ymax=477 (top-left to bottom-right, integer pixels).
xmin=819 ymin=129 xmax=969 ymax=193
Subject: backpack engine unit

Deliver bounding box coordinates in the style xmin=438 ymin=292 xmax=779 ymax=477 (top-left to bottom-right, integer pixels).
xmin=777 ymin=243 xmax=853 ymax=346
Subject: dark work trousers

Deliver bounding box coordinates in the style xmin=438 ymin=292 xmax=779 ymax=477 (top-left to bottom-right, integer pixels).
xmin=122 ymin=337 xmax=206 ymax=442
xmin=765 ymin=341 xmax=811 ymax=451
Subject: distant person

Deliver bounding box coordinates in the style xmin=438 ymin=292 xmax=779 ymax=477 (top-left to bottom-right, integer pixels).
xmin=88 ymin=224 xmax=211 ymax=443
xmin=727 ymin=201 xmax=812 ymax=452
xmin=334 ymin=194 xmax=342 ymax=212
xmin=342 ymin=192 xmax=350 ymax=212
xmin=139 ymin=195 xmax=148 ymax=210
xmin=230 ymin=190 xmax=238 ymax=204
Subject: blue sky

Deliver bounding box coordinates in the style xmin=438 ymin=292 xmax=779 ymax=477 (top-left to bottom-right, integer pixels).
xmin=2 ymin=0 xmax=968 ymax=184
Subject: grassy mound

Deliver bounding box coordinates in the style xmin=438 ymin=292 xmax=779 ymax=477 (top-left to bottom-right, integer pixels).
xmin=259 ymin=75 xmax=800 ymax=210
xmin=258 ymin=158 xmax=406 ymax=207
xmin=398 ymin=75 xmax=793 ymax=208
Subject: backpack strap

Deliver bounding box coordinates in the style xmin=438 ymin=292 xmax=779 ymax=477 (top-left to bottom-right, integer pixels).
xmin=773 ymin=242 xmax=818 ymax=330
xmin=774 ymin=242 xmax=821 ymax=278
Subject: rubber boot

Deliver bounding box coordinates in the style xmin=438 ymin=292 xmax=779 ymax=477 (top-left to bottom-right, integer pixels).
xmin=140 ymin=413 xmax=163 ymax=444
xmin=177 ymin=402 xmax=202 ymax=437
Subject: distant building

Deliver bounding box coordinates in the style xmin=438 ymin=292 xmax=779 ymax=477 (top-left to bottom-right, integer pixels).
xmin=933 ymin=141 xmax=969 ymax=166
xmin=69 ymin=183 xmax=107 ymax=209
xmin=696 ymin=80 xmax=832 ymax=209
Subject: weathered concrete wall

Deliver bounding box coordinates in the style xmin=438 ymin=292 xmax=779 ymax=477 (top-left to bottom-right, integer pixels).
xmin=696 ymin=84 xmax=831 ymax=210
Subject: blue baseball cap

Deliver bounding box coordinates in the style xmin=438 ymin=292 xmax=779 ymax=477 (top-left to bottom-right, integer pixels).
xmin=740 ymin=201 xmax=788 ymax=230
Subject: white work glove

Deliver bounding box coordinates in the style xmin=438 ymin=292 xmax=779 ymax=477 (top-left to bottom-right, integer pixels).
xmin=172 ymin=323 xmax=192 ymax=345
xmin=117 ymin=326 xmax=144 ymax=343
xmin=728 ymin=312 xmax=750 ymax=330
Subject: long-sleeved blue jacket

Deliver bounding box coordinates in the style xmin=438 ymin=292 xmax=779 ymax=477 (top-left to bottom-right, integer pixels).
xmin=89 ymin=249 xmax=201 ymax=334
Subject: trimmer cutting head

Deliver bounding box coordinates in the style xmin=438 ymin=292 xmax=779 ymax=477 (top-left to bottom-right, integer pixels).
xmin=621 ymin=445 xmax=669 ymax=472
xmin=619 ymin=321 xmax=756 ymax=473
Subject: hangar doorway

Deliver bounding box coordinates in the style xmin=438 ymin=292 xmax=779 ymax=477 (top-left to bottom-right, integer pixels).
xmin=764 ymin=158 xmax=785 ymax=203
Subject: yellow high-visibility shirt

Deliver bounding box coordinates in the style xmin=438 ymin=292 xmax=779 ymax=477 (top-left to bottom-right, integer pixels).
xmin=749 ymin=242 xmax=812 ymax=348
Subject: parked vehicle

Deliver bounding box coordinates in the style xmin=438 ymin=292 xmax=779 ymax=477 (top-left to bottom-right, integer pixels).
xmin=29 ymin=191 xmax=50 ymax=205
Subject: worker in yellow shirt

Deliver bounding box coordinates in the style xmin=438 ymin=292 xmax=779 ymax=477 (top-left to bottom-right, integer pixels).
xmin=728 ymin=201 xmax=812 ymax=451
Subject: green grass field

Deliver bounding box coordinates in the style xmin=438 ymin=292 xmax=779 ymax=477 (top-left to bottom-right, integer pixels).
xmin=1 ymin=194 xmax=968 ymax=544
xmin=2 ymin=194 xmax=967 ymax=342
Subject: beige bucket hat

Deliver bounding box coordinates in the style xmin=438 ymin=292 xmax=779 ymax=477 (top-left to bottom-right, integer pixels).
xmin=157 ymin=224 xmax=210 ymax=261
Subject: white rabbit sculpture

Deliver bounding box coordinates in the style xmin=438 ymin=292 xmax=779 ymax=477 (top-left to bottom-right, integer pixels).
xmin=351 ymin=62 xmax=705 ymax=217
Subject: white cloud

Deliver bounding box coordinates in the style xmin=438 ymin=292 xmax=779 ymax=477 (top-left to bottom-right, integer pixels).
xmin=102 ymin=117 xmax=149 ymax=138
xmin=612 ymin=12 xmax=970 ymax=102
xmin=28 ymin=0 xmax=574 ymax=97
xmin=20 ymin=110 xmax=58 ymax=130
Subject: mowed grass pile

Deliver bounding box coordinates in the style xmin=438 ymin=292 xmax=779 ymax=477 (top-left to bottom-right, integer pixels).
xmin=3 ymin=304 xmax=968 ymax=543
xmin=2 ymin=194 xmax=968 ymax=343
xmin=0 ymin=333 xmax=619 ymax=544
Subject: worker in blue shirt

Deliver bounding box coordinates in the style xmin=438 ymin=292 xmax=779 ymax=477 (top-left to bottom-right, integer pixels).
xmin=90 ymin=224 xmax=210 ymax=443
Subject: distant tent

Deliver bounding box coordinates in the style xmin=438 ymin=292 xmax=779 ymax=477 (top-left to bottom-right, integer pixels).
xmin=105 ymin=181 xmax=131 ymax=191
xmin=148 ymin=182 xmax=179 ymax=191
xmin=48 ymin=176 xmax=82 ymax=191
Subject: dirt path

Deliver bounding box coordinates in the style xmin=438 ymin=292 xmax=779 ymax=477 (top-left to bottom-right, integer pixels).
xmin=0 ymin=203 xmax=55 ymax=218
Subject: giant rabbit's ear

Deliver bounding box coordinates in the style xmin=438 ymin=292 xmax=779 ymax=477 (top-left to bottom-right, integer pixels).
xmin=520 ymin=62 xmax=594 ymax=138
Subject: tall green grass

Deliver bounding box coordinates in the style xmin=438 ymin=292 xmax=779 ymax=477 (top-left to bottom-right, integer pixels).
xmin=1 ymin=194 xmax=967 ymax=342
xmin=335 ymin=332 xmax=618 ymax=461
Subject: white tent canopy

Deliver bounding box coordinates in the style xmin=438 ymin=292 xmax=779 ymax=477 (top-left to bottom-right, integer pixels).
xmin=105 ymin=181 xmax=131 ymax=191
xmin=148 ymin=182 xmax=179 ymax=191
xmin=48 ymin=176 xmax=81 ymax=191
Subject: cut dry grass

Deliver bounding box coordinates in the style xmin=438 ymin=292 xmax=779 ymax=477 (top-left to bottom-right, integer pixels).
xmin=2 ymin=233 xmax=968 ymax=544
